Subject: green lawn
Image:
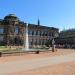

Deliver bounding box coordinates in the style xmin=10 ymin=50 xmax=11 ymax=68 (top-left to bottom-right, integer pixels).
xmin=0 ymin=46 xmax=19 ymax=52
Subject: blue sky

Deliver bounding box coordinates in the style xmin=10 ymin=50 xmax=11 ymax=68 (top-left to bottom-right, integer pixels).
xmin=0 ymin=0 xmax=75 ymax=31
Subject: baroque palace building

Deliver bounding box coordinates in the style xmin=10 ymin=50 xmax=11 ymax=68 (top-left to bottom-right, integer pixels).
xmin=0 ymin=14 xmax=59 ymax=48
xmin=55 ymin=29 xmax=75 ymax=48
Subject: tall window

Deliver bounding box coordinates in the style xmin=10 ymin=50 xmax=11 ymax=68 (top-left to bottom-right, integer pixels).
xmin=38 ymin=31 xmax=40 ymax=35
xmin=28 ymin=30 xmax=30 ymax=35
xmin=28 ymin=30 xmax=35 ymax=36
xmin=14 ymin=26 xmax=19 ymax=34
xmin=32 ymin=31 xmax=34 ymax=35
xmin=0 ymin=35 xmax=4 ymax=41
xmin=30 ymin=30 xmax=32 ymax=35
xmin=34 ymin=31 xmax=36 ymax=36
xmin=45 ymin=32 xmax=47 ymax=36
xmin=41 ymin=32 xmax=44 ymax=36
xmin=36 ymin=31 xmax=38 ymax=35
xmin=0 ymin=28 xmax=4 ymax=34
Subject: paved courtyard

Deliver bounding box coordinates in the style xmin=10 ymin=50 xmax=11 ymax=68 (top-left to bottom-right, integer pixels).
xmin=0 ymin=49 xmax=75 ymax=75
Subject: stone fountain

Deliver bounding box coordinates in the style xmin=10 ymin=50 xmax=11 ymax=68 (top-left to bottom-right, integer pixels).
xmin=22 ymin=23 xmax=50 ymax=52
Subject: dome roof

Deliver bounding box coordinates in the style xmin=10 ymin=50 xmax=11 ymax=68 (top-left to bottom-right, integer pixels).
xmin=4 ymin=14 xmax=19 ymax=21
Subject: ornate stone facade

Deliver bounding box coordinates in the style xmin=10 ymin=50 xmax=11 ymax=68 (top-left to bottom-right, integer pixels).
xmin=0 ymin=14 xmax=59 ymax=47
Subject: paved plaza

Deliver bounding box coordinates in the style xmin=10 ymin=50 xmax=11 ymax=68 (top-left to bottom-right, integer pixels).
xmin=0 ymin=49 xmax=75 ymax=75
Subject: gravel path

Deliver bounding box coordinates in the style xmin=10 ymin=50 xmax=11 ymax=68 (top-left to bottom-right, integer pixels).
xmin=0 ymin=54 xmax=75 ymax=75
